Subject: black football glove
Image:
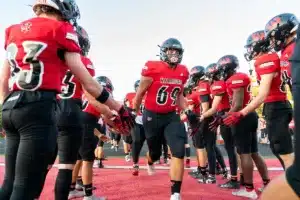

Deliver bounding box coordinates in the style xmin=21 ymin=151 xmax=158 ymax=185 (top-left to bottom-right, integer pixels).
xmin=209 ymin=113 xmax=224 ymax=132
xmin=185 ymin=110 xmax=201 ymax=136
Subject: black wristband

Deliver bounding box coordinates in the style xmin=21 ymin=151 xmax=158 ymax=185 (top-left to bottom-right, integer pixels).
xmin=96 ymin=88 xmax=110 ymax=103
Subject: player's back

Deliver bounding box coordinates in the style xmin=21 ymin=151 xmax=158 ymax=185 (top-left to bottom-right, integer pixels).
xmin=5 ymin=17 xmax=78 ymax=92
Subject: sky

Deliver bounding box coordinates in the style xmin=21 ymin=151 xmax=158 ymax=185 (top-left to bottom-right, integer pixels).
xmin=0 ymin=0 xmax=299 ymax=100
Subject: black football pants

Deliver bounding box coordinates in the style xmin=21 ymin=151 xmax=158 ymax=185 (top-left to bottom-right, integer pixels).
xmin=0 ymin=91 xmax=57 ymax=200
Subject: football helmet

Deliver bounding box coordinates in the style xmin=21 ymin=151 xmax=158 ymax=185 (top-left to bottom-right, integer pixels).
xmin=217 ymin=55 xmax=239 ymax=81
xmin=95 ymin=76 xmax=114 ymax=93
xmin=76 ymin=25 xmax=90 ymax=56
xmin=265 ymin=13 xmax=299 ymax=51
xmin=33 ymin=0 xmax=80 ymax=22
xmin=244 ymin=30 xmax=269 ymax=61
xmin=134 ymin=80 xmax=140 ymax=92
xmin=159 ymin=38 xmax=184 ymax=66
xmin=205 ymin=63 xmax=220 ymax=81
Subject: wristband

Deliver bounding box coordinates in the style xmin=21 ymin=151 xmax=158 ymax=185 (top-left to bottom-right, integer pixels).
xmin=96 ymin=88 xmax=110 ymax=103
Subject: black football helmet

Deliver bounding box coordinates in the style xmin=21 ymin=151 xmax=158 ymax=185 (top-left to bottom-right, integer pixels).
xmin=159 ymin=38 xmax=184 ymax=67
xmin=244 ymin=30 xmax=269 ymax=61
xmin=76 ymin=26 xmax=90 ymax=56
xmin=189 ymin=66 xmax=205 ymax=88
xmin=33 ymin=0 xmax=80 ymax=22
xmin=217 ymin=55 xmax=239 ymax=81
xmin=205 ymin=63 xmax=220 ymax=81
xmin=134 ymin=80 xmax=140 ymax=92
xmin=265 ymin=13 xmax=299 ymax=51
xmin=95 ymin=76 xmax=114 ymax=93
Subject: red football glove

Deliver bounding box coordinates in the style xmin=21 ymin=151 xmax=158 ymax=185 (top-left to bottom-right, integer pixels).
xmin=223 ymin=112 xmax=244 ymax=126
xmin=117 ymin=106 xmax=135 ymax=130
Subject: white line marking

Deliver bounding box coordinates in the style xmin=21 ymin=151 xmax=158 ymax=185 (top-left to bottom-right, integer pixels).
xmin=0 ymin=163 xmax=284 ymax=171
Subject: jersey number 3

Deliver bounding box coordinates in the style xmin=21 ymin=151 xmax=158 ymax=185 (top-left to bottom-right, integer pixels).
xmin=6 ymin=41 xmax=47 ymax=91
xmin=156 ymin=86 xmax=181 ymax=105
xmin=58 ymin=71 xmax=76 ymax=99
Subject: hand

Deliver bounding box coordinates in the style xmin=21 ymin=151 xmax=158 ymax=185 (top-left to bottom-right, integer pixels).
xmin=117 ymin=106 xmax=135 ymax=130
xmin=223 ymin=112 xmax=244 ymax=126
xmin=185 ymin=110 xmax=201 ymax=136
xmin=199 ymin=115 xmax=205 ymax=122
xmin=185 ymin=110 xmax=199 ymax=125
xmin=209 ymin=114 xmax=223 ymax=132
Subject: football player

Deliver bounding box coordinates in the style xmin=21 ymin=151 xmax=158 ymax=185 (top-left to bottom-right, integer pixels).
xmin=133 ymin=38 xmax=189 ymax=200
xmin=226 ymin=30 xmax=294 ymax=169
xmin=200 ymin=63 xmax=239 ymax=189
xmin=190 ymin=66 xmax=226 ymax=184
xmin=260 ymin=19 xmax=300 ymax=200
xmin=183 ymin=70 xmax=208 ymax=178
xmin=0 ymin=1 xmax=132 ymax=199
xmin=69 ymin=76 xmax=115 ymax=200
xmin=216 ymin=55 xmax=260 ymax=199
xmin=51 ymin=25 xmax=96 ymax=200
xmin=265 ymin=13 xmax=299 ymax=90
xmin=124 ymin=80 xmax=147 ymax=175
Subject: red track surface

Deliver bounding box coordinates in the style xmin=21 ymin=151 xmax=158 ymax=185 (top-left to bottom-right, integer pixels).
xmin=0 ymin=158 xmax=283 ymax=200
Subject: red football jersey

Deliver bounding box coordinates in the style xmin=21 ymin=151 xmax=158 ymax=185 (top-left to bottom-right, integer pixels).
xmin=124 ymin=92 xmax=136 ymax=109
xmin=82 ymin=95 xmax=101 ymax=117
xmin=4 ymin=17 xmax=80 ymax=93
xmin=226 ymin=72 xmax=251 ymax=109
xmin=281 ymin=42 xmax=295 ymax=81
xmin=124 ymin=92 xmax=145 ymax=115
xmin=142 ymin=61 xmax=189 ymax=113
xmin=254 ymin=53 xmax=287 ymax=103
xmin=210 ymin=80 xmax=230 ymax=111
xmin=186 ymin=90 xmax=201 ymax=114
xmin=58 ymin=56 xmax=95 ymax=100
xmin=196 ymin=81 xmax=211 ymax=96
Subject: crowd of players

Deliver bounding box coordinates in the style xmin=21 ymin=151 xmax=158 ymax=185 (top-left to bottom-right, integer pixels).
xmin=0 ymin=0 xmax=300 ymax=200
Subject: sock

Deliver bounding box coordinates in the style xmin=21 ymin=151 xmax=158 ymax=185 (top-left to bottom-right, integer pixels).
xmin=244 ymin=183 xmax=254 ymax=192
xmin=148 ymin=161 xmax=153 ymax=165
xmin=76 ymin=176 xmax=83 ymax=185
xmin=55 ymin=169 xmax=73 ymax=200
xmin=125 ymin=153 xmax=129 ymax=156
xmin=83 ymin=183 xmax=93 ymax=197
xmin=171 ymin=180 xmax=182 ymax=194
xmin=70 ymin=182 xmax=76 ymax=191
xmin=240 ymin=173 xmax=244 ymax=186
xmin=231 ymin=176 xmax=238 ymax=182
xmin=263 ymin=178 xmax=270 ymax=186
xmin=200 ymin=167 xmax=207 ymax=176
xmin=185 ymin=147 xmax=191 ymax=158
xmin=197 ymin=166 xmax=201 ymax=172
